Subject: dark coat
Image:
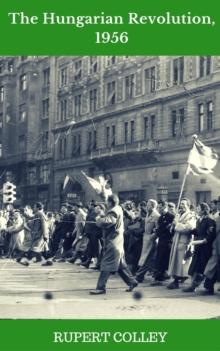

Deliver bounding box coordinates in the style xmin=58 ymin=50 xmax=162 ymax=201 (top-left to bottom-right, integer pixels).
xmin=154 ymin=211 xmax=174 ymax=273
xmin=126 ymin=216 xmax=145 ymax=266
xmin=31 ymin=211 xmax=48 ymax=253
xmin=188 ymin=216 xmax=216 ymax=276
xmin=97 ymin=205 xmax=124 ymax=272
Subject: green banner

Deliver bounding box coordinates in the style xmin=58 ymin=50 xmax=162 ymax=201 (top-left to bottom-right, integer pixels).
xmin=0 ymin=319 xmax=219 ymax=351
xmin=0 ymin=0 xmax=220 ymax=54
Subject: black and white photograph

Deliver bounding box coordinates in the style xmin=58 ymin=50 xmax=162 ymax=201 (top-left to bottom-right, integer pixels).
xmin=0 ymin=55 xmax=220 ymax=319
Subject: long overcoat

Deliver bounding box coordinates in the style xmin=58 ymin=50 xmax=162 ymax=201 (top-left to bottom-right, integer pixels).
xmin=97 ymin=205 xmax=124 ymax=272
xmin=30 ymin=211 xmax=48 ymax=253
xmin=7 ymin=213 xmax=25 ymax=251
xmin=168 ymin=211 xmax=196 ymax=278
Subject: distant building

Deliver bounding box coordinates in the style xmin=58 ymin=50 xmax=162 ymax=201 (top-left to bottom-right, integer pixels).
xmin=1 ymin=56 xmax=220 ymax=209
xmin=0 ymin=56 xmax=56 ymax=208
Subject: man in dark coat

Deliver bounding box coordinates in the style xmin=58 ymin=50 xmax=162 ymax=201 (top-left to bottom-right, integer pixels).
xmin=82 ymin=203 xmax=104 ymax=269
xmin=42 ymin=203 xmax=75 ymax=266
xmin=29 ymin=202 xmax=48 ymax=262
xmin=90 ymin=194 xmax=138 ymax=295
xmin=183 ymin=202 xmax=216 ymax=293
xmin=125 ymin=202 xmax=146 ymax=274
xmin=151 ymin=200 xmax=175 ymax=285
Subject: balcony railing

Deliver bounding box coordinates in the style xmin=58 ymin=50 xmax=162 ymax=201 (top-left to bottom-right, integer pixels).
xmin=90 ymin=139 xmax=160 ymax=159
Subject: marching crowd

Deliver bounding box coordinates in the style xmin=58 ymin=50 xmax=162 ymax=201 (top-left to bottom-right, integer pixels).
xmin=0 ymin=195 xmax=220 ymax=295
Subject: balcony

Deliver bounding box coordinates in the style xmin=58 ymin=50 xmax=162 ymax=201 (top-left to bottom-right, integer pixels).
xmin=91 ymin=140 xmax=159 ymax=158
xmin=90 ymin=140 xmax=160 ymax=169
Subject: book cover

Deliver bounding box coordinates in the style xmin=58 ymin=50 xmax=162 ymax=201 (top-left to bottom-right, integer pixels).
xmin=0 ymin=1 xmax=219 ymax=350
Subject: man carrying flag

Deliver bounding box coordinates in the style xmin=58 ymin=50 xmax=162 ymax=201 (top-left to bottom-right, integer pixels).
xmin=167 ymin=135 xmax=218 ymax=290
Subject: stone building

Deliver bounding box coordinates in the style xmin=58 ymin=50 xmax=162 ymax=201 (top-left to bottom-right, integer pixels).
xmin=1 ymin=56 xmax=220 ymax=209
xmin=0 ymin=56 xmax=56 ymax=208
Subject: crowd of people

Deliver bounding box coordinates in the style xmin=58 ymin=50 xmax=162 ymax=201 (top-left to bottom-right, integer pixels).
xmin=0 ymin=195 xmax=219 ymax=295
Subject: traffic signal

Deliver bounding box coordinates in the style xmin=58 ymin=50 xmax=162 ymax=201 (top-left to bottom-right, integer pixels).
xmin=3 ymin=181 xmax=16 ymax=204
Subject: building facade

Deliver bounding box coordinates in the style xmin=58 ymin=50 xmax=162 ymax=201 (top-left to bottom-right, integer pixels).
xmin=1 ymin=56 xmax=220 ymax=209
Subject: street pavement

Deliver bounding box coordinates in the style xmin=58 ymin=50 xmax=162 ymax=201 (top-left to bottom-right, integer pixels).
xmin=0 ymin=259 xmax=220 ymax=319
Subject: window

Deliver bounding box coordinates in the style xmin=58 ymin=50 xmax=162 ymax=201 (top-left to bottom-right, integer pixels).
xmin=171 ymin=108 xmax=185 ymax=137
xmin=42 ymin=98 xmax=49 ymax=119
xmin=196 ymin=191 xmax=211 ymax=205
xmin=58 ymin=137 xmax=67 ymax=159
xmin=107 ymin=81 xmax=116 ymax=105
xmin=43 ymin=68 xmax=50 ymax=85
xmin=42 ymin=131 xmax=49 ymax=152
xmin=74 ymin=60 xmax=82 ymax=81
xmin=40 ymin=164 xmax=50 ymax=184
xmin=124 ymin=122 xmax=128 ymax=143
xmin=179 ymin=108 xmax=185 ymax=136
xmin=72 ymin=134 xmax=81 ymax=156
xmin=0 ymin=86 xmax=4 ymax=102
xmin=106 ymin=126 xmax=110 ymax=147
xmin=74 ymin=94 xmax=82 ymax=117
xmin=87 ymin=131 xmax=92 ymax=153
xmin=18 ymin=135 xmax=25 ymax=153
xmin=198 ymin=103 xmax=204 ymax=132
xmin=20 ymin=74 xmax=27 ymax=91
xmin=19 ymin=104 xmax=27 ymax=122
xmin=173 ymin=57 xmax=184 ymax=85
xmin=125 ymin=74 xmax=135 ymax=100
xmin=144 ymin=67 xmax=156 ymax=93
xmin=199 ymin=56 xmax=211 ymax=77
xmin=111 ymin=125 xmax=116 ymax=146
xmin=27 ymin=167 xmax=37 ymax=185
xmin=207 ymin=101 xmax=213 ymax=131
xmin=107 ymin=56 xmax=116 ymax=66
xmin=89 ymin=89 xmax=97 ymax=113
xmin=93 ymin=130 xmax=97 ymax=150
xmin=60 ymin=67 xmax=68 ymax=86
xmin=59 ymin=99 xmax=68 ymax=121
xmin=87 ymin=130 xmax=97 ymax=153
xmin=144 ymin=117 xmax=149 ymax=140
xmin=171 ymin=110 xmax=177 ymax=137
xmin=90 ymin=57 xmax=98 ymax=74
xmin=150 ymin=115 xmax=156 ymax=139
xmin=77 ymin=134 xmax=81 ymax=155
xmin=131 ymin=121 xmax=135 ymax=143
xmin=106 ymin=125 xmax=117 ymax=148
xmin=172 ymin=171 xmax=179 ymax=179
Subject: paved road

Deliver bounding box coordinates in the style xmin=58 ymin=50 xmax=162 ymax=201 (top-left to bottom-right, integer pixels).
xmin=0 ymin=259 xmax=220 ymax=319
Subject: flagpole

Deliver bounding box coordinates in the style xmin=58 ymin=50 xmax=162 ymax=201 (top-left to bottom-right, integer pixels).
xmin=176 ymin=135 xmax=197 ymax=211
xmin=176 ymin=163 xmax=190 ymax=211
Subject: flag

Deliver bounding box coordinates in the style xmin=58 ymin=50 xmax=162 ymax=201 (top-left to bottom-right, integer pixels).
xmin=81 ymin=171 xmax=102 ymax=194
xmin=187 ymin=137 xmax=218 ymax=175
xmin=81 ymin=171 xmax=112 ymax=199
xmin=63 ymin=175 xmax=74 ymax=192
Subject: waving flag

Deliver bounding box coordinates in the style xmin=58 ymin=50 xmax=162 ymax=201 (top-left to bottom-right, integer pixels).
xmin=187 ymin=137 xmax=218 ymax=175
xmin=81 ymin=171 xmax=112 ymax=199
xmin=81 ymin=171 xmax=103 ymax=194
